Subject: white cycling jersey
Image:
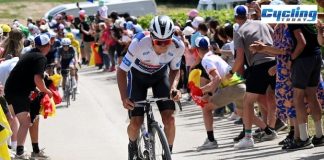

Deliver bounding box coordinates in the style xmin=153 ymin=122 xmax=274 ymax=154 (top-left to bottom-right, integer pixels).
xmin=119 ymin=33 xmax=185 ymax=74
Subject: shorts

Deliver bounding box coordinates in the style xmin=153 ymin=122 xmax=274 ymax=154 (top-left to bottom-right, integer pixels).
xmin=245 ymin=61 xmax=276 ymax=95
xmin=5 ymin=94 xmax=31 ymax=115
xmin=0 ymin=96 xmax=9 ymax=114
xmin=127 ymin=66 xmax=175 ymax=117
xmin=291 ymin=55 xmax=322 ymax=89
xmin=210 ymin=83 xmax=246 ymax=110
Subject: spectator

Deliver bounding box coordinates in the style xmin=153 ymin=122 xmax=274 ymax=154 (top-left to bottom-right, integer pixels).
xmin=5 ymin=34 xmax=52 ymax=159
xmin=231 ymin=5 xmax=277 ymax=149
xmin=79 ymin=13 xmax=95 ymax=65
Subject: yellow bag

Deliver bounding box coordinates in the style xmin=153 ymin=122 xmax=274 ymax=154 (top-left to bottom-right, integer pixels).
xmin=0 ymin=104 xmax=12 ymax=160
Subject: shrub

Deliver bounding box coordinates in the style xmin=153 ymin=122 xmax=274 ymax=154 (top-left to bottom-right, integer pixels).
xmin=137 ymin=9 xmax=234 ymax=30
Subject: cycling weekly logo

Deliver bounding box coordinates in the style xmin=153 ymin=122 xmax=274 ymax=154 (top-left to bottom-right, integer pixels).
xmin=261 ymin=5 xmax=317 ymax=24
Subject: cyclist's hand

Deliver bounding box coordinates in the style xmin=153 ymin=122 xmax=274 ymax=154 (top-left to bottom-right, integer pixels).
xmin=122 ymin=98 xmax=135 ymax=110
xmin=170 ymin=89 xmax=181 ymax=101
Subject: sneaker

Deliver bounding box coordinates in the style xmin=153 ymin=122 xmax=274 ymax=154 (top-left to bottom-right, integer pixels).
xmin=31 ymin=149 xmax=50 ymax=160
xmin=312 ymin=135 xmax=324 ymax=147
xmin=227 ymin=112 xmax=240 ymax=121
xmin=282 ymin=138 xmax=296 ymax=150
xmin=279 ymin=133 xmax=294 ymax=146
xmin=14 ymin=153 xmax=30 ymax=160
xmin=285 ymin=138 xmax=314 ymax=151
xmin=252 ymin=128 xmax=263 ymax=136
xmin=234 ymin=118 xmax=243 ymax=125
xmin=196 ymin=138 xmax=218 ymax=151
xmin=274 ymin=119 xmax=288 ymax=132
xmin=259 ymin=131 xmax=278 ymax=141
xmin=233 ymin=131 xmax=245 ymax=142
xmin=234 ymin=137 xmax=254 ymax=149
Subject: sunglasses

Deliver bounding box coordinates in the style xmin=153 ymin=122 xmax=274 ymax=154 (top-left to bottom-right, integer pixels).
xmin=152 ymin=38 xmax=172 ymax=46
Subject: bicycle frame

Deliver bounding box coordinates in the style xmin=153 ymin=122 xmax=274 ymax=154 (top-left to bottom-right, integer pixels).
xmin=134 ymin=97 xmax=172 ymax=160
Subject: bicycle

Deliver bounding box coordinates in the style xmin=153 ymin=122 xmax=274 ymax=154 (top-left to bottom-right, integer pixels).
xmin=133 ymin=96 xmax=181 ymax=160
xmin=61 ymin=69 xmax=76 ymax=107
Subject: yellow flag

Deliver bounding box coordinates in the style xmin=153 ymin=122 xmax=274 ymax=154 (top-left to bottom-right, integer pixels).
xmin=0 ymin=104 xmax=12 ymax=160
xmin=188 ymin=69 xmax=202 ymax=87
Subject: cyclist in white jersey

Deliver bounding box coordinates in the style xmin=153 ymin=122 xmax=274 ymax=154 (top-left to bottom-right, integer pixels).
xmin=117 ymin=15 xmax=185 ymax=160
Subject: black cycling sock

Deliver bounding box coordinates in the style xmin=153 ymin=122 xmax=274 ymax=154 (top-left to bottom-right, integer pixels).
xmin=129 ymin=139 xmax=137 ymax=148
xmin=169 ymin=145 xmax=173 ymax=152
xmin=288 ymin=126 xmax=295 ymax=137
xmin=243 ymin=124 xmax=245 ymax=131
xmin=264 ymin=126 xmax=273 ymax=135
xmin=32 ymin=143 xmax=40 ymax=153
xmin=207 ymin=131 xmax=215 ymax=142
xmin=16 ymin=146 xmax=24 ymax=156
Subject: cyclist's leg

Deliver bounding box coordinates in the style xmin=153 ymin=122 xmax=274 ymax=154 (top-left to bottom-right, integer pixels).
xmin=127 ymin=69 xmax=149 ymax=158
xmin=69 ymin=60 xmax=77 ymax=88
xmin=152 ymin=70 xmax=176 ymax=151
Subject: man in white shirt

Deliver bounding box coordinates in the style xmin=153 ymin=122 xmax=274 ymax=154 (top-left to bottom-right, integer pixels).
xmin=194 ymin=36 xmax=246 ymax=151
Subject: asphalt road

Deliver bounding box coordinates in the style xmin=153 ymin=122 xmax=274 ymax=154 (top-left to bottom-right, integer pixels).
xmin=27 ymin=66 xmax=324 ymax=160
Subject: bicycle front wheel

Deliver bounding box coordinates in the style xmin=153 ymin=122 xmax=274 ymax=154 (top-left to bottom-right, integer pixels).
xmin=150 ymin=122 xmax=172 ymax=160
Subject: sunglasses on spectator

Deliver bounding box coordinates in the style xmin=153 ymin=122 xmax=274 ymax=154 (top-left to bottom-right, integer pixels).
xmin=152 ymin=38 xmax=172 ymax=46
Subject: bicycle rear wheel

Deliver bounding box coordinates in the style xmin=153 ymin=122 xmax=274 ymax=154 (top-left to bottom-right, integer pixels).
xmin=150 ymin=122 xmax=172 ymax=160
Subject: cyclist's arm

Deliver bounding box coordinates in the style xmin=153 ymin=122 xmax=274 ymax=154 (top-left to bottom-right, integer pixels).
xmin=117 ymin=68 xmax=128 ymax=101
xmin=169 ymin=69 xmax=180 ymax=90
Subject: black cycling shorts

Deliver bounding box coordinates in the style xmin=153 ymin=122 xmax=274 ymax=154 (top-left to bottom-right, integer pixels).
xmin=245 ymin=61 xmax=276 ymax=95
xmin=5 ymin=94 xmax=31 ymax=115
xmin=127 ymin=66 xmax=175 ymax=117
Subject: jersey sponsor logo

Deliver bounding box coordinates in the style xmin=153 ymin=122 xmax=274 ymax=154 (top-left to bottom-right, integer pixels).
xmin=135 ymin=58 xmax=163 ymax=73
xmin=168 ymin=52 xmax=174 ymax=56
xmin=122 ymin=57 xmax=132 ymax=67
xmin=143 ymin=51 xmax=150 ymax=56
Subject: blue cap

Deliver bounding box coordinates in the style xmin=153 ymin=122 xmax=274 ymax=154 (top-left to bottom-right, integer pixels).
xmin=195 ymin=36 xmax=210 ymax=49
xmin=34 ymin=34 xmax=50 ymax=46
xmin=234 ymin=5 xmax=248 ymax=16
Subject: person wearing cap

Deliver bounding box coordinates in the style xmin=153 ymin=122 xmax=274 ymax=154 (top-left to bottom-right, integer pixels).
xmin=230 ymin=5 xmax=278 ymax=149
xmin=1 ymin=24 xmax=11 ymax=38
xmin=4 ymin=34 xmax=52 ymax=159
xmin=195 ymin=36 xmax=246 ymax=151
xmin=187 ymin=9 xmax=199 ymax=21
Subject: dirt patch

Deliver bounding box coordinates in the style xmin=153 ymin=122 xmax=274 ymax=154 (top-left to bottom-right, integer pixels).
xmin=0 ymin=2 xmax=62 ymax=25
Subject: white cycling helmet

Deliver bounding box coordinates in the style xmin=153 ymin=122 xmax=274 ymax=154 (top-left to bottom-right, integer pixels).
xmin=149 ymin=15 xmax=174 ymax=39
xmin=61 ymin=38 xmax=71 ymax=46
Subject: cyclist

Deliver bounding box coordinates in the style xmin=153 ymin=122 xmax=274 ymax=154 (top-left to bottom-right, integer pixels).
xmin=55 ymin=38 xmax=77 ymax=96
xmin=117 ymin=15 xmax=184 ymax=160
